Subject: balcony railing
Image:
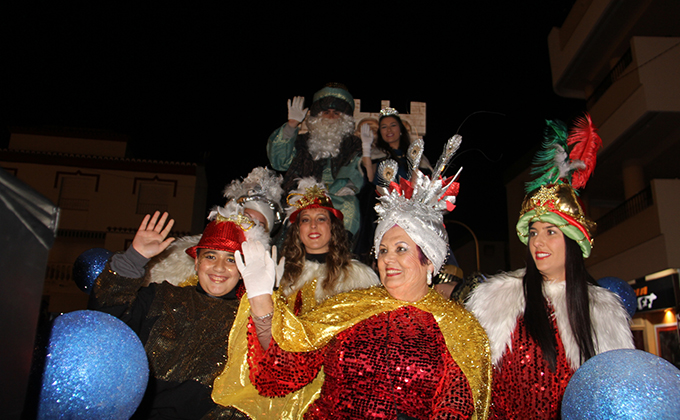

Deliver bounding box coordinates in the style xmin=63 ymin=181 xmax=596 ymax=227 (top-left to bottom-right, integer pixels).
xmin=56 ymin=229 xmax=106 ymax=239
xmin=45 ymin=263 xmax=73 ymax=286
xmin=587 ymin=48 xmax=633 ymax=108
xmin=595 ymin=185 xmax=653 ymax=234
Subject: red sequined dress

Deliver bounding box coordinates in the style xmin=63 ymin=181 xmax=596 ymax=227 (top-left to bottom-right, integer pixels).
xmin=248 ymin=306 xmax=475 ymax=420
xmin=466 ymin=270 xmax=634 ymax=420
xmin=489 ymin=316 xmax=573 ymax=420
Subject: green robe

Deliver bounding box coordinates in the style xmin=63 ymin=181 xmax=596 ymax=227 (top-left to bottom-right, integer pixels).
xmin=267 ymin=123 xmax=364 ymax=235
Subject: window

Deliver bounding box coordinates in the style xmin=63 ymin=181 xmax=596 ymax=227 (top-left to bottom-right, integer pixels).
xmin=136 ymin=182 xmax=173 ymax=214
xmin=59 ymin=176 xmax=96 ymax=211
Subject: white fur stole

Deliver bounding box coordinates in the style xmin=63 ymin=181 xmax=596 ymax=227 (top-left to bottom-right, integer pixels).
xmin=466 ymin=268 xmax=633 ymax=369
xmin=281 ymin=259 xmax=380 ymax=303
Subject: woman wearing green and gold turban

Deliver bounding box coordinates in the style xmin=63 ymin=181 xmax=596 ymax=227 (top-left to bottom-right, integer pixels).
xmin=466 ymin=115 xmax=634 ymax=420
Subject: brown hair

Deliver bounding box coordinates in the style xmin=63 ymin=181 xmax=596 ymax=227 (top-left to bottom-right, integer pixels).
xmin=280 ymin=211 xmax=352 ymax=294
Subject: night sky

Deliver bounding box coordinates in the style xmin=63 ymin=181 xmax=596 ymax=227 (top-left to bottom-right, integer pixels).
xmin=4 ymin=1 xmax=586 ymax=247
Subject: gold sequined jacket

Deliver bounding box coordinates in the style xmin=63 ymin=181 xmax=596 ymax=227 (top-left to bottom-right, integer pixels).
xmin=88 ymin=250 xmax=247 ymax=420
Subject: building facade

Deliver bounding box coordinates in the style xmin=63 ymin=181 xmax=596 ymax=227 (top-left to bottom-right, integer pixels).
xmin=505 ymin=0 xmax=680 ymax=366
xmin=1 ymin=127 xmax=207 ymax=313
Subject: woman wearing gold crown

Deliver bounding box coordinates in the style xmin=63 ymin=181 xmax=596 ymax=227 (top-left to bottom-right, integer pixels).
xmin=275 ymin=177 xmax=380 ymax=316
xmin=466 ymin=115 xmax=634 ymax=420
xmin=210 ymin=178 xmax=379 ymax=419
xmin=213 ymin=136 xmax=492 ymax=419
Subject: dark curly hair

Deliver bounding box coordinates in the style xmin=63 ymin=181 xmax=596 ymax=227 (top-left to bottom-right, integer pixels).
xmin=375 ymin=114 xmax=411 ymax=157
xmin=280 ymin=210 xmax=352 ymax=294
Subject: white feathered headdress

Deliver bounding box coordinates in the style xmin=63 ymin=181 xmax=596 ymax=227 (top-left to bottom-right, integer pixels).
xmin=223 ymin=167 xmax=284 ymax=234
xmin=373 ymin=136 xmax=462 ymax=272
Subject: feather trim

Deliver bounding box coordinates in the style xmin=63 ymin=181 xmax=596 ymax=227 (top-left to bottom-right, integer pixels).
xmin=430 ymin=135 xmax=462 ymax=184
xmin=525 ymin=120 xmax=569 ymax=193
xmin=375 ymin=159 xmax=399 ymax=190
xmin=407 ymin=138 xmax=424 ymax=179
xmin=208 ymin=201 xmax=270 ymax=250
xmin=466 ymin=269 xmax=633 ymax=369
xmin=146 ymin=235 xmax=201 ymax=286
xmin=222 ymin=179 xmax=243 ymax=202
xmin=281 ymin=260 xmax=380 ymax=303
xmin=568 ymin=114 xmax=602 ymax=189
xmin=285 ymin=177 xmax=329 ymax=219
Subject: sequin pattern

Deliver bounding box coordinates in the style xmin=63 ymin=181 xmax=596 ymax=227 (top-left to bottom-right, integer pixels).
xmin=93 ymin=265 xmax=145 ymax=307
xmin=249 ymin=306 xmax=474 ymax=419
xmin=93 ymin=264 xmax=240 ymax=387
xmin=145 ymin=282 xmax=240 ymax=386
xmin=490 ymin=316 xmax=573 ymax=420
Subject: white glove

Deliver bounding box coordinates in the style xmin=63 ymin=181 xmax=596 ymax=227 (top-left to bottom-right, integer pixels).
xmin=235 ymin=241 xmax=275 ymax=298
xmin=287 ymin=96 xmax=308 ymax=123
xmin=360 ymin=124 xmax=374 ymax=157
xmin=269 ymin=245 xmax=285 ymax=287
xmin=276 ymin=259 xmax=285 ymax=288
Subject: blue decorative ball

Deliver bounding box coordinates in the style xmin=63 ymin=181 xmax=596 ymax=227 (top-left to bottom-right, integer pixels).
xmin=598 ymin=276 xmax=637 ymax=317
xmin=72 ymin=248 xmax=113 ymax=294
xmin=562 ymin=349 xmax=680 ymax=419
xmin=38 ymin=310 xmax=148 ymax=419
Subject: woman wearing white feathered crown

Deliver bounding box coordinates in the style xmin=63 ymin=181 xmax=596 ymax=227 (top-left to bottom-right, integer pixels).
xmin=212 ymin=135 xmax=492 ymax=420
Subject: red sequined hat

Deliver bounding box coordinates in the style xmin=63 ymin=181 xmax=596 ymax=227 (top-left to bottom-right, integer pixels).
xmin=185 ymin=218 xmax=247 ymax=258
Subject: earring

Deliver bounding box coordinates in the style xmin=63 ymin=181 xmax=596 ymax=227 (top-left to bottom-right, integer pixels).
xmin=427 ymin=270 xmax=432 ymax=286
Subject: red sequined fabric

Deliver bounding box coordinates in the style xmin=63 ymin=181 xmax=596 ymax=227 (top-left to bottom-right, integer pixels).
xmin=248 ymin=306 xmax=474 ymax=419
xmin=490 ymin=316 xmax=574 ymax=420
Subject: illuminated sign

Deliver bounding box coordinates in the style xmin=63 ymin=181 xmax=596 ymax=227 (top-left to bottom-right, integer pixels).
xmin=633 ymin=275 xmax=678 ymax=312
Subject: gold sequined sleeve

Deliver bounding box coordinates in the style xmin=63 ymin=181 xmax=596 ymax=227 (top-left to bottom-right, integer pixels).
xmin=88 ymin=259 xmax=146 ymax=313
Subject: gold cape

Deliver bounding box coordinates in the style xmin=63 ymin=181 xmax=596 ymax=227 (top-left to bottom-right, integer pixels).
xmin=212 ymin=287 xmax=492 ymax=420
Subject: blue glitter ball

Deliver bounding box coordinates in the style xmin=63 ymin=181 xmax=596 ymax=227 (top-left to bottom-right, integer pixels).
xmin=598 ymin=276 xmax=637 ymax=318
xmin=72 ymin=248 xmax=113 ymax=294
xmin=38 ymin=310 xmax=149 ymax=419
xmin=562 ymin=349 xmax=680 ymax=419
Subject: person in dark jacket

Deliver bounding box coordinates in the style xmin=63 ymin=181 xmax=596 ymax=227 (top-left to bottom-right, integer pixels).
xmin=89 ymin=207 xmax=268 ymax=419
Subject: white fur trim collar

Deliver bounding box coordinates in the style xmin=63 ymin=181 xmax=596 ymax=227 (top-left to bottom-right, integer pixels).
xmin=466 ymin=268 xmax=633 ymax=369
xmin=281 ymin=259 xmax=380 ymax=303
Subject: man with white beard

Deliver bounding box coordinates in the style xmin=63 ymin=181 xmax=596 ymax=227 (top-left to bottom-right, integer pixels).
xmin=267 ymin=83 xmax=363 ymax=238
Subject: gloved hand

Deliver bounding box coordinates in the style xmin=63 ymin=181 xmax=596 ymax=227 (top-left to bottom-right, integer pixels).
xmin=287 ymin=96 xmax=308 ymax=123
xmin=235 ymin=241 xmax=275 ymax=298
xmin=274 ymin=247 xmax=285 ymax=288
xmin=360 ymin=123 xmax=374 ymax=157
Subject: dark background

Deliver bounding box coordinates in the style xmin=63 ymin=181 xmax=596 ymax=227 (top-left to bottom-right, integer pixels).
xmin=3 ymin=1 xmax=586 ymax=249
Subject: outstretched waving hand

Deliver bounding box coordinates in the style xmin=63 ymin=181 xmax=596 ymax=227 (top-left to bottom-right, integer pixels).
xmin=132 ymin=211 xmax=176 ymax=259
xmin=360 ymin=123 xmax=374 ymax=157
xmin=287 ymin=96 xmax=308 ymax=127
